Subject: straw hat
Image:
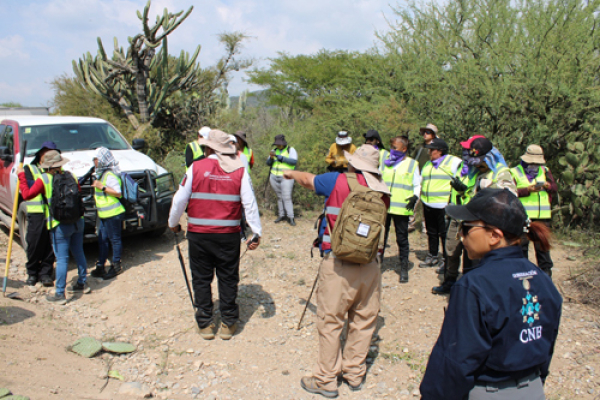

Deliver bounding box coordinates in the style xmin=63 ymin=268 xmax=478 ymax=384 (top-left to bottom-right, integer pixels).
xmin=520 ymin=145 xmax=546 ymax=164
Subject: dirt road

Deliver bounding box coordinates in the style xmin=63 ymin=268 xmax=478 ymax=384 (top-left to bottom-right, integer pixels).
xmin=0 ymin=215 xmax=598 ymax=399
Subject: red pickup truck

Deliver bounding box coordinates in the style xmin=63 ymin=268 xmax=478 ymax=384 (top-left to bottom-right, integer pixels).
xmin=0 ymin=115 xmax=176 ymax=250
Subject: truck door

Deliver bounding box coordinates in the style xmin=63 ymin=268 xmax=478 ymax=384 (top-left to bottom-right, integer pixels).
xmin=0 ymin=124 xmax=15 ymax=212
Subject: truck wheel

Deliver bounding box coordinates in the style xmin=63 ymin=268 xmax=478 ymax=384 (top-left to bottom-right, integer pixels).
xmin=17 ymin=202 xmax=28 ymax=252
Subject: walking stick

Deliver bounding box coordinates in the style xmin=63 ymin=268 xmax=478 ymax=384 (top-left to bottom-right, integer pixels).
xmin=297 ymin=257 xmax=324 ymax=330
xmin=3 ymin=140 xmax=27 ymax=298
xmin=173 ymin=231 xmax=195 ymax=310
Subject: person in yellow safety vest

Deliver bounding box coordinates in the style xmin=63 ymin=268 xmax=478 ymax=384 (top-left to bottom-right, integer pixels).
xmin=467 ymin=138 xmax=516 ymax=196
xmin=89 ymin=147 xmax=126 ymax=281
xmin=511 ymin=144 xmax=557 ymax=277
xmin=17 ymin=150 xmax=89 ymax=305
xmin=22 ymin=141 xmax=57 ymax=287
xmin=325 ymin=131 xmax=356 ymax=172
xmin=267 ymin=134 xmax=298 ymax=226
xmin=419 ymin=138 xmax=462 ymax=269
xmin=185 ymin=126 xmax=211 ymax=168
xmin=233 ymin=130 xmax=254 ymax=169
xmin=381 ymin=136 xmax=421 ymax=283
xmin=364 ymin=129 xmax=389 ymax=172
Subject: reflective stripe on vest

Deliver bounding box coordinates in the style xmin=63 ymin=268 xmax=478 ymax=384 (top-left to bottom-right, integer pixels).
xmin=187 ymin=141 xmax=204 ymax=160
xmin=378 ymin=149 xmax=389 ymax=172
xmin=271 ymin=148 xmax=295 ymax=176
xmin=382 ymin=158 xmax=416 ymax=216
xmin=511 ymin=165 xmax=551 ymax=219
xmin=25 ymin=164 xmax=45 ymax=214
xmin=421 ymin=155 xmax=459 ymax=206
xmin=188 ymin=217 xmax=241 ymax=227
xmin=190 ymin=193 xmax=241 ymax=201
xmin=94 ymin=171 xmax=125 ymax=219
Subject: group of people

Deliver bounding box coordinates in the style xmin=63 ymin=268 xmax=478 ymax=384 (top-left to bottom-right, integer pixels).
xmin=18 ymin=142 xmax=125 ymax=304
xmin=173 ymin=125 xmax=562 ymax=399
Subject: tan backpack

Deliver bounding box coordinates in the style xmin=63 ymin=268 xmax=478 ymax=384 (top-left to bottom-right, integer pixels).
xmin=329 ymin=173 xmax=388 ymax=264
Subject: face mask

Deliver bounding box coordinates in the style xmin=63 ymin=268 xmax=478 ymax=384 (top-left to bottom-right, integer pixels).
xmin=525 ymin=164 xmax=540 ymax=176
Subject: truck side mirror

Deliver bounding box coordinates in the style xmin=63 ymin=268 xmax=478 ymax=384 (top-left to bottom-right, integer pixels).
xmin=0 ymin=146 xmax=13 ymax=162
xmin=132 ymin=138 xmax=146 ymax=150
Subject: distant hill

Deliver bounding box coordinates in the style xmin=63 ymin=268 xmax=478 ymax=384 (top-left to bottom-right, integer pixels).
xmin=229 ymin=89 xmax=270 ymax=109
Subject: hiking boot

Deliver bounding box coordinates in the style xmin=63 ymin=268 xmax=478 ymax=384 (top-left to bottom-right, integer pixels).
xmin=288 ymin=218 xmax=296 ymax=226
xmin=67 ymin=282 xmax=91 ymax=294
xmin=274 ymin=216 xmax=286 ymax=223
xmin=46 ymin=293 xmax=67 ymax=305
xmin=342 ymin=375 xmax=366 ymax=392
xmin=197 ymin=323 xmax=216 ymax=340
xmin=220 ymin=322 xmax=237 ymax=340
xmin=300 ymin=376 xmax=339 ymax=398
xmin=419 ymin=254 xmax=438 ymax=268
xmin=25 ymin=275 xmax=38 ymax=286
xmin=399 ymin=261 xmax=409 ymax=284
xmin=102 ymin=262 xmax=122 ymax=280
xmin=40 ymin=276 xmax=54 ymax=287
xmin=432 ymin=279 xmax=456 ymax=295
xmin=90 ymin=262 xmax=106 ymax=278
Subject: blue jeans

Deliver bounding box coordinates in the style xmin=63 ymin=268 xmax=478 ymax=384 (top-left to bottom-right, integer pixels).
xmin=50 ymin=219 xmax=87 ymax=296
xmin=98 ymin=214 xmax=123 ymax=265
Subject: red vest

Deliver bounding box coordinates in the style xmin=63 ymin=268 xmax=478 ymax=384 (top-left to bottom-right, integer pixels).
xmin=187 ymin=158 xmax=244 ymax=234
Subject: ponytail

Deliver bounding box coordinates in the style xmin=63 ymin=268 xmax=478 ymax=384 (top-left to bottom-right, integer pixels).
xmin=526 ymin=221 xmax=552 ymax=252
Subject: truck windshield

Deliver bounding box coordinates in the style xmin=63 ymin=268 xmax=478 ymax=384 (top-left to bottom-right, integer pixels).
xmin=20 ymin=123 xmax=130 ymax=156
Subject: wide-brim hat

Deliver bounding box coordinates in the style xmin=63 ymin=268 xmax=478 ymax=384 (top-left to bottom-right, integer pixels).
xmin=345 ymin=145 xmax=381 ymax=175
xmin=198 ymin=130 xmax=236 ymax=155
xmin=233 ymin=130 xmax=248 ymax=145
xmin=521 ymin=144 xmax=546 ymax=164
xmin=336 ymin=131 xmax=352 ymax=146
xmin=272 ymin=134 xmax=287 ymax=147
xmin=40 ymin=150 xmax=69 ymax=169
xmin=419 ymin=123 xmax=438 ymax=136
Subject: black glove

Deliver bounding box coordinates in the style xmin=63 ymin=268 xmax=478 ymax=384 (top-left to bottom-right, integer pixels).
xmin=79 ymin=166 xmax=96 ymax=185
xmin=451 ymin=177 xmax=468 ymax=192
xmin=405 ymin=195 xmax=418 ymax=211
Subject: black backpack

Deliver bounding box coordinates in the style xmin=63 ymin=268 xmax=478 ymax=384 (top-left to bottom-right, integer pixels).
xmin=49 ymin=171 xmax=84 ymax=224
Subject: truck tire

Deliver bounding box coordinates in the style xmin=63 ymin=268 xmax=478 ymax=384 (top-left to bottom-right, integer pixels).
xmin=17 ymin=202 xmax=28 ymax=252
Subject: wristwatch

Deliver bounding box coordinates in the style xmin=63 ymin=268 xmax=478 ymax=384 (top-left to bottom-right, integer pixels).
xmin=102 ymin=186 xmax=107 ymax=192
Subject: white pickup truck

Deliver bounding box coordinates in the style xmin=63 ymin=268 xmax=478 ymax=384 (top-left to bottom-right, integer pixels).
xmin=0 ymin=115 xmax=176 ymax=249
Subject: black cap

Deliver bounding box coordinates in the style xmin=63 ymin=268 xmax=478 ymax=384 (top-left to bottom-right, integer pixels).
xmin=363 ymin=129 xmax=385 ymax=149
xmin=424 ymin=138 xmax=448 ymax=152
xmin=445 ymin=188 xmax=528 ymax=237
xmin=469 ymin=138 xmax=493 ymax=157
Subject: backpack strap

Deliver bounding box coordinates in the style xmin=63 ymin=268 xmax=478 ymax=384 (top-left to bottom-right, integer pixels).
xmin=345 ymin=172 xmax=370 ymax=193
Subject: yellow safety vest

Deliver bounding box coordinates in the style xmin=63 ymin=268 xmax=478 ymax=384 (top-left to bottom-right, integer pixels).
xmin=25 ymin=164 xmax=45 ymax=214
xmin=271 ymin=147 xmax=295 ymax=176
xmin=242 ymin=147 xmax=253 ymax=162
xmin=382 ymin=157 xmax=417 ymax=216
xmin=94 ymin=171 xmax=125 ymax=219
xmin=511 ymin=165 xmax=551 ymax=219
xmin=377 ymin=149 xmax=389 ymax=172
xmin=187 ymin=141 xmax=204 ymax=160
xmin=421 ymin=155 xmax=460 ymax=206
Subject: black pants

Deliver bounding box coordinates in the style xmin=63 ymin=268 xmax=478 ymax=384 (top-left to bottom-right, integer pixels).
xmin=25 ymin=213 xmax=54 ymax=279
xmin=521 ymin=219 xmax=553 ymax=276
xmin=423 ymin=204 xmax=447 ymax=258
xmin=382 ymin=214 xmax=409 ymax=262
xmin=188 ymin=231 xmax=241 ymax=328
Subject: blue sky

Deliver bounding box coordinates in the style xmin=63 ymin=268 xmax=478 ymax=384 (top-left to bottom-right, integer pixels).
xmin=0 ymin=0 xmax=399 ymax=108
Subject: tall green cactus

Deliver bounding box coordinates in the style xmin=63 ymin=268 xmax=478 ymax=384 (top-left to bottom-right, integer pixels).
xmin=558 ymin=139 xmax=600 ymax=223
xmin=73 ymin=0 xmax=200 ymax=131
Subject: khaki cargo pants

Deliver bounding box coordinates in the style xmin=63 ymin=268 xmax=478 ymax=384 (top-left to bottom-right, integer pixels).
xmin=313 ymin=254 xmax=381 ymax=391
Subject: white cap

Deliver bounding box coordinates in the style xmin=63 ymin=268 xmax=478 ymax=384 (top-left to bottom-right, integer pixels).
xmin=198 ymin=126 xmax=211 ymax=139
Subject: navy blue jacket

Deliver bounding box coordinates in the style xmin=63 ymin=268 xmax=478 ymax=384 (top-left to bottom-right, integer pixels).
xmin=420 ymin=246 xmax=562 ymax=400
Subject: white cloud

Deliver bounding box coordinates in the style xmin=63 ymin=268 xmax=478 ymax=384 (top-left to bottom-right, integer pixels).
xmin=0 ymin=35 xmax=29 ymax=60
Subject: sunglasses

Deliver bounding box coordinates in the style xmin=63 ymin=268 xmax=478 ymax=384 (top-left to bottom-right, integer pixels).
xmin=459 ymin=222 xmax=489 ymax=237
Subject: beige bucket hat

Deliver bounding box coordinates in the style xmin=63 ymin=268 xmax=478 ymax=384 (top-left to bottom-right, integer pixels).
xmin=344 ymin=145 xmax=390 ymax=194
xmin=40 ymin=150 xmax=69 ymax=169
xmin=419 ymin=123 xmax=438 ymax=136
xmin=198 ymin=130 xmax=236 ymax=155
xmin=520 ymin=144 xmax=546 ymax=164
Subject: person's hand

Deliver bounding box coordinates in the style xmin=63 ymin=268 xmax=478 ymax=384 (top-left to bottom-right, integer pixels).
xmin=450 ymin=177 xmax=468 ymax=192
xmin=543 ymin=181 xmax=551 ymax=190
xmin=405 ymin=195 xmax=418 ymax=211
xmin=276 ymin=155 xmax=283 ymax=162
xmin=283 ymin=171 xmax=294 ymax=180
xmin=270 ymin=150 xmax=276 ymax=159
xmin=16 ymin=165 xmax=24 ymax=174
xmin=170 ymin=224 xmax=182 ymax=233
xmin=91 ymin=180 xmax=103 ymax=190
xmin=528 ymin=184 xmax=542 ymax=193
xmin=246 ymin=236 xmax=260 ymax=250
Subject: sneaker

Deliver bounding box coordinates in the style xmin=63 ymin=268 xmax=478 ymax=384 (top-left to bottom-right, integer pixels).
xmin=67 ymin=282 xmax=91 ymax=294
xmin=90 ymin=265 xmax=106 ymax=278
xmin=288 ymin=218 xmax=296 ymax=226
xmin=197 ymin=323 xmax=216 ymax=340
xmin=220 ymin=322 xmax=237 ymax=340
xmin=46 ymin=293 xmax=67 ymax=305
xmin=419 ymin=254 xmax=436 ymax=268
xmin=40 ymin=276 xmax=54 ymax=287
xmin=300 ymin=376 xmax=339 ymax=398
xmin=25 ymin=275 xmax=38 ymax=286
xmin=102 ymin=263 xmax=122 ymax=280
xmin=274 ymin=216 xmax=286 ymax=223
